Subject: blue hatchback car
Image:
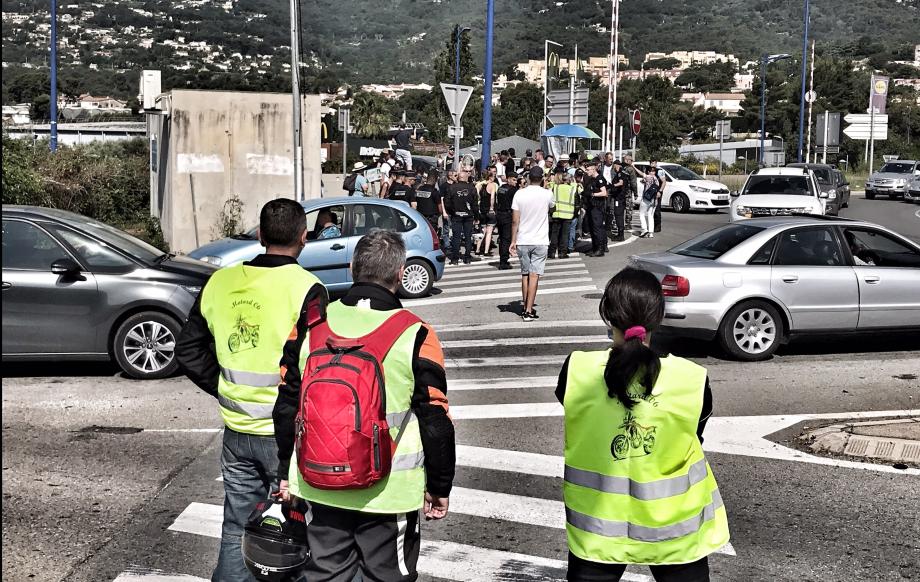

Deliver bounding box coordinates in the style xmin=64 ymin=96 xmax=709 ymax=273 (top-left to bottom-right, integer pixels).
xmin=188 ymin=197 xmax=445 ymax=298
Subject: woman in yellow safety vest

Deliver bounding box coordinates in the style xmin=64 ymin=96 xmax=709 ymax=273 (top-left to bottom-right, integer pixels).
xmin=556 ymin=267 xmax=729 ymax=582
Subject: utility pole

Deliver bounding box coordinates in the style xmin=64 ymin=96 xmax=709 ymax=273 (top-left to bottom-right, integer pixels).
xmin=543 ymin=39 xmax=562 ymax=135
xmin=805 ymin=39 xmax=815 ymax=163
xmin=50 ymin=0 xmax=58 ymax=151
xmin=288 ymin=0 xmax=304 ymax=199
xmin=606 ymin=0 xmax=620 ymax=153
xmin=796 ymin=0 xmax=810 ymax=162
xmin=481 ymin=0 xmax=495 ymax=168
xmin=821 ymin=112 xmax=829 ymax=164
xmin=869 ymin=75 xmax=876 ymax=175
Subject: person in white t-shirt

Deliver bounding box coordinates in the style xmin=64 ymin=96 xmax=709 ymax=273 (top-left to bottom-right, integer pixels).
xmin=510 ymin=166 xmax=556 ymax=322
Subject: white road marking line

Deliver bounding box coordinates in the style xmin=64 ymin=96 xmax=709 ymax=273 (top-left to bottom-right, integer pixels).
xmin=445 ymin=255 xmax=582 ymax=268
xmin=144 ymin=429 xmax=222 ymax=433
xmin=437 ymin=268 xmax=590 ymax=286
xmin=114 ymin=569 xmax=208 ymax=582
xmin=450 ymin=376 xmax=558 ymax=391
xmin=439 ymin=263 xmax=587 ymax=280
xmin=163 ymin=502 xmax=654 ymax=581
xmin=403 ymin=285 xmax=597 ymax=307
xmin=446 ymin=355 xmax=569 ymax=369
xmin=114 ymin=571 xmax=208 ymax=582
xmin=442 ymin=334 xmax=608 ymax=349
xmin=457 ymin=444 xmax=563 ymax=478
xmin=451 ymin=405 xmax=920 ymax=475
xmin=435 ymin=277 xmax=595 ymax=295
xmin=436 ymin=320 xmax=605 ymax=333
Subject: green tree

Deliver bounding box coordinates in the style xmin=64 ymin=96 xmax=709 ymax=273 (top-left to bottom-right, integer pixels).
xmin=350 ymin=91 xmax=391 ymax=138
xmin=644 ymin=57 xmax=682 ymax=70
xmin=433 ymin=26 xmax=474 ymax=87
xmin=493 ymin=83 xmax=543 ymax=140
xmin=675 ymin=62 xmax=736 ymax=93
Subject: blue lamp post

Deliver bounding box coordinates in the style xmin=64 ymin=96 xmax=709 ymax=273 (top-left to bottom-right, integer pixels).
xmin=796 ymin=0 xmax=811 ymax=162
xmin=454 ymin=25 xmax=470 ymax=85
xmin=760 ymin=53 xmax=791 ymax=166
xmin=481 ymin=0 xmax=495 ymax=171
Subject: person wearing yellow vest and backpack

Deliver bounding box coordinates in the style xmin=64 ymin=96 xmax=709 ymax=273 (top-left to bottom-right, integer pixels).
xmin=556 ymin=268 xmax=729 ymax=582
xmin=549 ymin=169 xmax=577 ymax=259
xmin=176 ymin=198 xmax=326 ymax=582
xmin=274 ymin=229 xmax=455 ymax=581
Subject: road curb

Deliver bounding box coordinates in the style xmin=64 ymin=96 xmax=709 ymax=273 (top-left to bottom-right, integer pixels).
xmin=799 ymin=416 xmax=920 ymax=467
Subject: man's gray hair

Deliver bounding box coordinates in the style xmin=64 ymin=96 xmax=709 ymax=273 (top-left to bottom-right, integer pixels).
xmin=352 ymin=229 xmax=406 ymax=288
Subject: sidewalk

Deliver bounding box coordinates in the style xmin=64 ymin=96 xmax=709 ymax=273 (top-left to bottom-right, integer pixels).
xmin=800 ymin=416 xmax=920 ymax=467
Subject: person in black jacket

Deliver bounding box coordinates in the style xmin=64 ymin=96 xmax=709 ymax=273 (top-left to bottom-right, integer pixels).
xmin=495 ymin=173 xmax=519 ymax=270
xmin=443 ymin=168 xmax=481 ymax=265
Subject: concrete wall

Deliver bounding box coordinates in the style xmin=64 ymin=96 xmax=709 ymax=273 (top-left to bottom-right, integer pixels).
xmin=153 ymin=90 xmax=322 ymax=253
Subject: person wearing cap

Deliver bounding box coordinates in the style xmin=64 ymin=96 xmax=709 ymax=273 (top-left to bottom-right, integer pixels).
xmin=348 ymin=162 xmax=370 ymax=197
xmin=439 ymin=146 xmax=456 ymax=171
xmin=510 ymin=166 xmax=555 ymax=321
xmin=556 ymin=267 xmax=726 ymax=582
xmin=583 ymin=160 xmax=609 ymax=257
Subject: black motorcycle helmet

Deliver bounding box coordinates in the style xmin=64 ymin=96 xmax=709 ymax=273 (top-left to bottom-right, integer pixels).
xmin=242 ymin=497 xmax=310 ymax=582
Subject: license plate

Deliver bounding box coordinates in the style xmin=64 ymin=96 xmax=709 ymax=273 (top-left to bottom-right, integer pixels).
xmin=716 ymin=195 xmax=729 ymax=201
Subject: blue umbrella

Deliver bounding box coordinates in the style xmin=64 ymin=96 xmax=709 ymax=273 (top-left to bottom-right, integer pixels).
xmin=542 ymin=124 xmax=601 ymax=140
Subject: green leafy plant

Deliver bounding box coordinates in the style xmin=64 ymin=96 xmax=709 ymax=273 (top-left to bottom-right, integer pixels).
xmin=214 ymin=194 xmax=245 ymax=239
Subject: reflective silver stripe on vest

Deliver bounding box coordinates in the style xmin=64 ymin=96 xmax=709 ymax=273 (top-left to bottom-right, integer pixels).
xmin=391 ymin=450 xmax=425 ymax=471
xmin=220 ymin=366 xmax=280 ymax=387
xmin=217 ymin=393 xmax=275 ymax=419
xmin=565 ymin=458 xmax=709 ymax=501
xmin=386 ymin=410 xmax=417 ymax=428
xmin=566 ymin=489 xmax=725 ymax=542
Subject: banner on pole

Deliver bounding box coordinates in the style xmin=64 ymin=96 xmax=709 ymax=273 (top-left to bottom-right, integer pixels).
xmin=869 ymin=75 xmax=889 ymax=114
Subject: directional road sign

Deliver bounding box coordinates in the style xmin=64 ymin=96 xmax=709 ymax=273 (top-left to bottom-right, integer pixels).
xmin=715 ymin=119 xmax=731 ymax=140
xmin=440 ymin=83 xmax=475 ymax=127
xmin=842 ymin=124 xmax=888 ymax=140
xmin=843 ymin=114 xmax=888 ymax=125
xmin=546 ymin=88 xmax=589 ymax=126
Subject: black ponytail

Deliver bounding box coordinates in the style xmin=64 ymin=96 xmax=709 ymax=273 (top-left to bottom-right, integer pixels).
xmin=599 ymin=268 xmax=665 ymax=408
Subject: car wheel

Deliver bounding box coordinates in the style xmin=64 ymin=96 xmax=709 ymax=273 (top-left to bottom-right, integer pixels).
xmin=399 ymin=259 xmax=433 ymax=299
xmin=671 ymin=193 xmax=690 ymax=213
xmin=718 ymin=301 xmax=783 ymax=361
xmin=113 ymin=312 xmax=181 ymax=379
xmin=865 ymin=190 xmax=875 ymax=200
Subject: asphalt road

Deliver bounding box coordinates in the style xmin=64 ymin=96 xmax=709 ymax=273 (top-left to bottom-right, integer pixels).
xmin=3 ymin=195 xmax=919 ymax=582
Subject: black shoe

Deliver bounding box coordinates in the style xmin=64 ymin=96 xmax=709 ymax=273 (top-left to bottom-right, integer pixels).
xmin=530 ymin=308 xmax=540 ymax=319
xmin=522 ymin=311 xmax=535 ymax=322
xmin=547 ymin=252 xmax=556 ymax=260
xmin=585 ymin=250 xmax=600 ymax=257
xmin=498 ymin=263 xmax=513 ymax=270
xmin=449 ymin=259 xmax=459 ymax=265
xmin=560 ymin=253 xmax=570 ymax=259
xmin=463 ymin=258 xmax=472 ymax=265
xmin=614 ymin=235 xmax=625 ymax=242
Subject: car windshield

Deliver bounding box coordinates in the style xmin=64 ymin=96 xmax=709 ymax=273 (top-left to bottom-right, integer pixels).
xmin=878 ymin=162 xmax=913 ymax=174
xmin=58 ymin=216 xmax=163 ymax=262
xmin=670 ymin=224 xmax=765 ymax=260
xmin=665 ymin=165 xmax=703 ymax=181
xmin=811 ymin=168 xmax=832 ymax=184
xmin=743 ymin=175 xmax=811 ymax=196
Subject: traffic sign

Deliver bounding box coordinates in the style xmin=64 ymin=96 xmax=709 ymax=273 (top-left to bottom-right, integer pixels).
xmin=842 ymin=124 xmax=888 ymax=140
xmin=440 ymin=83 xmax=474 ymax=127
xmin=546 ymin=88 xmax=589 ymax=126
xmin=804 ymin=90 xmax=817 ymax=103
xmin=337 ymin=107 xmax=350 ymax=131
xmin=447 ymin=126 xmax=465 ymax=139
xmin=631 ymin=110 xmax=641 ymax=135
xmin=715 ymin=119 xmax=731 ymax=140
xmin=843 ymin=114 xmax=888 ymax=124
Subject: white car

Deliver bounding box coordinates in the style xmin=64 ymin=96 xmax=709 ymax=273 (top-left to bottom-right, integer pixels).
xmin=730 ymin=167 xmax=827 ymax=222
xmin=632 ymin=162 xmax=732 ymax=213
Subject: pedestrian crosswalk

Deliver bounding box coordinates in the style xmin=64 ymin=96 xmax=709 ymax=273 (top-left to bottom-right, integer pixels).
xmin=114 ymin=316 xmax=737 ymax=581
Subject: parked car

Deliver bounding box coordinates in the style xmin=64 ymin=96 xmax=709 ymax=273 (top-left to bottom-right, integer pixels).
xmin=2 ymin=206 xmax=216 ymax=379
xmin=629 ymin=216 xmax=920 ymax=360
xmin=907 ymin=174 xmax=920 ymax=203
xmin=188 ymin=197 xmax=445 ymax=298
xmin=730 ymin=167 xmax=826 ymax=222
xmin=865 ymin=160 xmax=920 ymax=200
xmin=632 ymin=162 xmax=732 ymax=213
xmin=786 ymin=162 xmax=850 ymax=214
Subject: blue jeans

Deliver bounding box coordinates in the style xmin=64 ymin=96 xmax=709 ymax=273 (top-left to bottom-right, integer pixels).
xmin=440 ymin=216 xmax=452 ymax=254
xmin=214 ymin=428 xmax=280 ymax=582
xmin=568 ymin=215 xmax=578 ymax=252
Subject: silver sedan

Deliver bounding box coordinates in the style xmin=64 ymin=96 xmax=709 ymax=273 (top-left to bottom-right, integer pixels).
xmin=629 ymin=216 xmax=920 ymax=360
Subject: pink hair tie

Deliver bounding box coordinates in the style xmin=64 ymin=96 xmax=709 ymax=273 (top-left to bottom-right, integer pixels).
xmin=624 ymin=326 xmax=647 ymax=342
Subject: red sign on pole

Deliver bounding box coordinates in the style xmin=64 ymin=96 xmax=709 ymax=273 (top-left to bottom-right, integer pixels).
xmin=631 ymin=110 xmax=641 ymax=135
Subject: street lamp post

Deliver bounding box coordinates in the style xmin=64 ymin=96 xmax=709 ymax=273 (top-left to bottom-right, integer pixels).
xmin=481 ymin=0 xmax=495 ymax=170
xmin=796 ymin=0 xmax=811 ymax=162
xmin=454 ymin=25 xmax=470 ymax=85
xmin=543 ymin=39 xmax=563 ymax=135
xmin=738 ymin=155 xmax=748 ymax=175
xmin=760 ymin=53 xmax=791 ymax=166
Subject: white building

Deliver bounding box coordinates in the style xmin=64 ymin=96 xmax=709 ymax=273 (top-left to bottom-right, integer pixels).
xmin=644 ymin=50 xmax=738 ymax=70
xmin=2 ymin=104 xmax=32 ymax=125
xmin=681 ymin=92 xmax=746 ymax=116
xmin=360 ymin=83 xmax=433 ymax=100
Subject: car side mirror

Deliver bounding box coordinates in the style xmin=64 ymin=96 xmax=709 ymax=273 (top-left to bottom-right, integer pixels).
xmin=51 ymin=258 xmax=83 ymax=278
xmin=842 ymin=181 xmax=849 ymax=186
xmin=730 ymin=191 xmax=740 ymax=198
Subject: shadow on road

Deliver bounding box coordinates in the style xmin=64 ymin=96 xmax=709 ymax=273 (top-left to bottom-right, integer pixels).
xmin=656 ymin=330 xmax=920 ymax=362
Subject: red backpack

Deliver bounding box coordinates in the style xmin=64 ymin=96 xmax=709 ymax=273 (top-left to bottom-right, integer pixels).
xmin=295 ymin=307 xmax=421 ymax=490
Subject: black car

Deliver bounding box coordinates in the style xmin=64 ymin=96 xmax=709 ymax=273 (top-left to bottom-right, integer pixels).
xmin=2 ymin=206 xmax=216 ymax=379
xmin=786 ymin=163 xmax=850 ymax=215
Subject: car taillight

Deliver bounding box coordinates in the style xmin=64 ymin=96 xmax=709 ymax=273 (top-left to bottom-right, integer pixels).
xmin=427 ymin=221 xmax=440 ymax=250
xmin=661 ymin=274 xmax=690 ymax=297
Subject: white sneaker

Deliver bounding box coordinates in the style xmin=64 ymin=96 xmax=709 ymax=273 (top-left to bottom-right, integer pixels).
xmin=649 ymin=233 xmax=654 ymax=238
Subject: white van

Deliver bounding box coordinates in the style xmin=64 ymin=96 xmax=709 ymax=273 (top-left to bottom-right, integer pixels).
xmin=632 ymin=162 xmax=732 ymax=213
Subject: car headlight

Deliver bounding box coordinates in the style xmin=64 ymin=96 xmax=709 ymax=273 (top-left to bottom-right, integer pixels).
xmin=181 ymin=284 xmax=202 ymax=296
xmin=689 ymin=185 xmax=709 ymax=193
xmin=735 ymin=205 xmax=750 ymax=216
xmin=200 ymin=255 xmax=223 ymax=266
xmin=827 ymin=189 xmax=837 ymax=200
xmin=895 ymin=179 xmax=907 ymax=186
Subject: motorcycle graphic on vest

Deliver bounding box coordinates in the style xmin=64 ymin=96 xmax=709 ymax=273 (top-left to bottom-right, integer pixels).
xmin=610 ymin=412 xmax=657 ymax=460
xmin=228 ymin=314 xmax=260 ymax=353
